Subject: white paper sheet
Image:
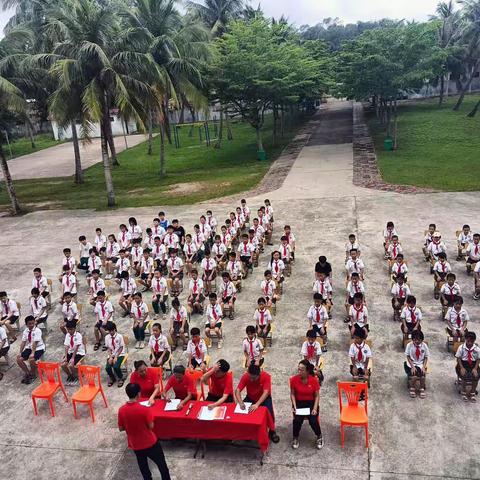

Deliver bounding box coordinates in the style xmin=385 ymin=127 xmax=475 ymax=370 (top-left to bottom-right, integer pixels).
xmin=295 ymin=408 xmax=311 ymax=416
xmin=139 ymin=401 xmax=151 ymax=407
xmin=197 ymin=406 xmax=226 ymax=420
xmin=164 ymin=399 xmax=181 ymax=411
xmin=234 ymin=402 xmax=252 ymax=414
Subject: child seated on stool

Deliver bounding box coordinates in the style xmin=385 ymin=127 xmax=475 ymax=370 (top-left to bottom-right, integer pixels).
xmin=391 ymin=253 xmax=408 ymax=283
xmin=284 ymin=225 xmax=296 ymax=261
xmin=423 ymin=223 xmax=436 ymax=261
xmin=457 ymin=225 xmax=473 ymax=261
xmin=345 ymin=233 xmax=360 ymax=261
xmin=455 ymin=331 xmax=479 ymax=402
xmin=404 ymin=330 xmax=429 ymax=399
xmin=345 ymin=248 xmax=365 ymax=282
xmin=386 ymin=235 xmax=403 ymax=269
xmin=315 ymin=256 xmax=332 ymax=284
xmin=307 ymin=293 xmax=328 ymax=348
xmin=148 ymin=323 xmax=170 ymax=367
xmin=475 ymin=260 xmax=480 ymax=300
xmin=62 ymin=321 xmax=85 ymax=384
xmin=345 ymin=272 xmax=365 ymax=317
xmin=218 ymin=272 xmax=236 ymax=319
xmin=254 ymin=297 xmax=272 ymax=348
xmin=243 ymin=325 xmax=264 ymax=367
xmin=169 ymin=297 xmax=188 ymax=351
xmin=400 ymin=295 xmax=422 ymax=336
xmin=349 ymin=330 xmax=371 ymax=383
xmin=383 ymin=221 xmax=397 ymax=259
xmin=302 ymin=329 xmax=324 ymax=384
xmin=391 ymin=274 xmax=411 ymax=321
xmin=187 ymin=269 xmax=204 ymax=315
xmin=261 ymin=270 xmax=277 ymax=308
xmin=445 ymin=296 xmax=469 ymax=343
xmin=204 ymin=293 xmax=223 ymax=349
xmin=349 ymin=292 xmax=369 ymax=338
xmin=440 ymin=273 xmax=461 ymax=310
xmin=187 ymin=327 xmax=208 ymax=372
xmin=428 ymin=232 xmax=446 ymax=269
xmin=268 ymin=251 xmax=285 ymax=287
xmin=313 ymin=272 xmax=333 ymax=316
xmin=60 ymin=292 xmax=79 ymax=334
xmin=433 ymin=252 xmax=451 ymax=299
xmin=466 ymin=233 xmax=480 ymax=275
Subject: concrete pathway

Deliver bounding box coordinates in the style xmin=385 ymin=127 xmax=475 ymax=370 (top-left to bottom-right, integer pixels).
xmin=0 ymin=134 xmax=150 ymax=180
xmin=1 ymin=101 xmax=479 ymax=480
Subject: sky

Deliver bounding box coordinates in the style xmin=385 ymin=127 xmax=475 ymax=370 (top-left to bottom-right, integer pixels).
xmin=0 ymin=0 xmax=441 ymax=33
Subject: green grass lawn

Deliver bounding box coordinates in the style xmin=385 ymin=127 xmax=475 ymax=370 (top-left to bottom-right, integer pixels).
xmin=368 ymin=94 xmax=480 ymax=191
xmin=6 ymin=133 xmax=63 ymax=159
xmin=0 ymin=117 xmax=301 ymax=211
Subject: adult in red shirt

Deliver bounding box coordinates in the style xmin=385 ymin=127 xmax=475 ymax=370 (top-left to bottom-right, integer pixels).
xmin=235 ymin=364 xmax=280 ymax=443
xmin=290 ymin=360 xmax=323 ymax=450
xmin=161 ymin=365 xmax=196 ymax=410
xmin=130 ymin=360 xmax=161 ymax=405
xmin=118 ymin=383 xmax=171 ymax=480
xmin=202 ymin=359 xmax=234 ymax=408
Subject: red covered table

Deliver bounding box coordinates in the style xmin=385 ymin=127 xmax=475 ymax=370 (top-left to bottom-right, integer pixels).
xmin=150 ymin=400 xmax=273 ymax=453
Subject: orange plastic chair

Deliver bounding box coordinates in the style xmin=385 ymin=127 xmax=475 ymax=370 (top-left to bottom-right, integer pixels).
xmin=337 ymin=381 xmax=369 ymax=448
xmin=186 ymin=369 xmax=205 ymax=401
xmin=147 ymin=366 xmax=164 ymax=394
xmin=72 ymin=365 xmax=108 ymax=422
xmin=31 ymin=362 xmax=68 ymax=417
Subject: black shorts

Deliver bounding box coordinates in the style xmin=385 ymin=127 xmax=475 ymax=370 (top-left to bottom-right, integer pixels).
xmin=456 ymin=361 xmax=479 ymax=379
xmin=141 ymin=273 xmax=150 ymax=280
xmin=467 ymin=257 xmax=479 ymax=264
xmin=185 ymin=254 xmax=198 ymax=263
xmin=240 ymin=255 xmax=252 ymax=264
xmin=443 ymin=295 xmax=460 ymax=306
xmin=312 ymin=324 xmax=326 ymax=336
xmin=36 ymin=315 xmax=48 ymax=324
xmin=404 ymin=362 xmax=425 ymax=377
xmin=221 ymin=296 xmax=234 ymax=304
xmin=107 ymin=257 xmax=119 ymax=263
xmin=190 ymin=293 xmax=205 ymax=303
xmin=66 ymin=353 xmax=84 ymax=365
xmin=0 ymin=345 xmax=10 ymax=358
xmin=402 ymin=323 xmax=421 ymax=333
xmin=351 ymin=323 xmax=369 ymax=335
xmin=350 ymin=365 xmax=365 ymax=376
xmin=21 ymin=348 xmax=44 ymax=361
xmin=169 ymin=271 xmax=184 ymax=280
xmin=256 ymin=324 xmax=271 ymax=336
xmin=150 ymin=350 xmax=171 ymax=363
xmin=173 ymin=322 xmax=185 ymax=334
xmin=347 ymin=297 xmax=354 ymax=305
xmin=206 ymin=322 xmax=222 ymax=329
xmin=95 ymin=320 xmax=107 ymax=330
xmin=392 ymin=297 xmax=406 ymax=308
xmin=190 ymin=358 xmax=204 ymax=369
xmin=2 ymin=315 xmax=18 ymax=325
xmin=202 ymin=271 xmax=216 ymax=281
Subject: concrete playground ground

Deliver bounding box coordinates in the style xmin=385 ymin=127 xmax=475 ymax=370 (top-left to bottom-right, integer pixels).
xmin=0 ymin=102 xmax=479 ymax=480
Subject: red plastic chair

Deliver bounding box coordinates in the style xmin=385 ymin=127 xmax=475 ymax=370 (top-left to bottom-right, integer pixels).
xmin=338 ymin=381 xmax=369 ymax=447
xmin=31 ymin=362 xmax=68 ymax=417
xmin=147 ymin=366 xmax=164 ymax=394
xmin=72 ymin=365 xmax=108 ymax=422
xmin=186 ymin=369 xmax=205 ymax=401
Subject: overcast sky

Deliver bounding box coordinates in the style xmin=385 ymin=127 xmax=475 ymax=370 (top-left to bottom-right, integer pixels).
xmin=0 ymin=0 xmax=441 ymax=33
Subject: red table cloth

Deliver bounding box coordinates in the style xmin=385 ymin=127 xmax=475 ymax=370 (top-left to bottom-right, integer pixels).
xmin=150 ymin=400 xmax=273 ymax=452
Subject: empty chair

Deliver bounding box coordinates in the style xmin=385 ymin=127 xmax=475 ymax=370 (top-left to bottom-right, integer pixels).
xmin=72 ymin=365 xmax=108 ymax=422
xmin=31 ymin=362 xmax=68 ymax=417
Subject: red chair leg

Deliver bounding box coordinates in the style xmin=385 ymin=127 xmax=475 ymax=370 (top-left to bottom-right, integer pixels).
xmin=100 ymin=389 xmax=108 ymax=408
xmin=49 ymin=398 xmax=55 ymax=417
xmin=61 ymin=385 xmax=69 ymax=403
xmin=72 ymin=400 xmax=78 ymax=419
xmin=32 ymin=396 xmax=38 ymax=416
xmin=89 ymin=402 xmax=95 ymax=423
xmin=340 ymin=423 xmax=344 ymax=448
xmin=365 ymin=425 xmax=369 ymax=448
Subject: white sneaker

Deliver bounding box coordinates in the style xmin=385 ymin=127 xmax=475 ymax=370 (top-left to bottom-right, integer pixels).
xmin=292 ymin=438 xmax=299 ymax=449
xmin=218 ymin=339 xmax=223 ymax=349
xmin=135 ymin=341 xmax=140 ymax=349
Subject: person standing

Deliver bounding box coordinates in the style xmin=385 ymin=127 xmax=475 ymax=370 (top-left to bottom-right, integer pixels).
xmin=118 ymin=383 xmax=171 ymax=480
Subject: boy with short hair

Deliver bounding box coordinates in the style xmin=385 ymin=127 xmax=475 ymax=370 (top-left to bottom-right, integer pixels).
xmin=61 ymin=264 xmax=77 ymax=297
xmin=445 ymin=296 xmax=469 ymax=343
xmin=440 ymin=272 xmax=461 ymax=309
xmin=466 ymin=233 xmax=480 ymax=274
xmin=386 ymin=235 xmax=403 ymax=263
xmin=60 ymin=292 xmax=79 ymax=334
xmin=169 ymin=297 xmax=188 ymax=350
xmin=187 ymin=268 xmax=204 ymax=315
xmin=345 ymin=248 xmax=365 ymax=281
xmin=115 ymin=249 xmax=131 ymax=283
xmin=183 ymin=234 xmax=198 ymax=275
xmin=345 ymin=272 xmax=365 ymax=316
xmin=391 ymin=253 xmax=408 ymax=283
xmin=240 ymin=199 xmax=250 ymax=224
xmin=187 ymin=327 xmax=208 ymax=371
xmin=200 ymin=249 xmax=216 ymax=295
xmin=455 ymin=331 xmax=480 ymax=402
xmin=0 ymin=291 xmax=19 ymax=342
xmin=301 ymin=329 xmax=323 ymax=384
xmin=166 ymin=248 xmax=184 ymax=295
xmin=119 ymin=270 xmax=136 ymax=317
xmin=254 ymin=297 xmax=272 ymax=347
xmin=17 ymin=315 xmax=45 ymax=384
xmin=260 ymin=270 xmax=277 ymax=308
xmin=433 ymin=252 xmax=451 ymax=299
xmin=138 ymin=249 xmax=154 ymax=290
xmin=86 ymin=248 xmax=102 ymax=279
xmin=383 ymin=221 xmax=397 ymax=258
xmin=61 ymin=247 xmax=76 ymax=277
xmin=30 ymin=288 xmax=48 ymax=326
xmin=243 ymin=325 xmax=264 ymax=367
xmin=404 ymin=330 xmax=429 ymax=398
xmin=151 ymin=268 xmax=168 ymax=319
xmin=94 ymin=290 xmax=114 ymax=351
xmin=130 ymin=238 xmax=143 ymax=276
xmin=32 ymin=267 xmax=49 ymax=299
xmin=391 ymin=274 xmax=412 ymax=321
xmin=349 ymin=330 xmax=371 ymax=382
xmin=148 ymin=323 xmax=170 ymax=367
xmin=88 ymin=269 xmax=105 ymax=306
xmin=205 ymin=293 xmax=223 ymax=348
xmin=62 ymin=321 xmax=85 ymax=384
xmin=427 ymin=231 xmax=446 ymax=267
xmin=78 ymin=235 xmax=92 ymax=271
xmin=158 ymin=211 xmax=169 ymax=230
xmin=237 ymin=233 xmax=254 ymax=275
xmin=130 ymin=292 xmax=149 ymax=349
xmin=457 ymin=225 xmax=473 ymax=260
xmin=212 ymin=235 xmax=227 ymax=271
xmin=307 ymin=293 xmax=328 ymax=346
xmin=345 ymin=233 xmax=360 ymax=260
xmin=313 ymin=272 xmax=333 ymax=314
xmin=284 ymin=225 xmax=296 ymax=261
xmin=349 ymin=292 xmax=369 ymax=338
xmin=423 ymin=223 xmax=436 ymax=261
xmin=219 ymin=272 xmax=236 ymax=319
xmin=400 ymin=295 xmax=422 ymax=336
xmin=94 ymin=227 xmax=107 ymax=250
xmin=105 ymin=321 xmax=125 ymax=387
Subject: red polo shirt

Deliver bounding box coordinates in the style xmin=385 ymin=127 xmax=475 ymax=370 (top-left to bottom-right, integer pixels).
xmin=289 ymin=374 xmax=319 ymax=402
xmin=130 ymin=369 xmax=158 ymax=398
xmin=118 ymin=402 xmax=157 ymax=451
xmin=208 ymin=370 xmax=234 ymax=398
xmin=165 ymin=374 xmax=196 ymax=399
xmin=237 ymin=371 xmax=271 ymax=403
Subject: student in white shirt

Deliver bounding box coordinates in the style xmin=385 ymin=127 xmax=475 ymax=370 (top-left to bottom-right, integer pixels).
xmin=61 ymin=264 xmax=77 ymax=297
xmin=30 ymin=288 xmax=48 ymax=326
xmin=433 ymin=252 xmax=451 ymax=299
xmin=254 ymin=297 xmax=272 ymax=347
xmin=104 ymin=234 xmax=120 ymax=279
xmin=391 ymin=253 xmax=408 ymax=283
xmin=248 ymin=229 xmax=260 ymax=267
xmin=383 ymin=221 xmax=397 ymax=258
xmin=193 ymin=226 xmax=206 ymax=262
xmin=284 ymin=225 xmax=296 ymax=261
xmin=261 ymin=270 xmax=277 ymax=308
xmin=302 ymin=329 xmax=324 ymax=384
xmin=312 ymin=272 xmax=333 ymax=315
xmin=187 ymin=327 xmax=208 ymax=372
xmin=455 ymin=331 xmax=480 ymax=402
xmin=183 ymin=234 xmax=198 ymax=276
xmin=240 ymin=199 xmax=251 ymax=224
xmin=128 ymin=216 xmax=143 ymax=241
xmin=151 ymin=268 xmax=168 ymax=319
xmin=163 ymin=226 xmax=180 ymax=249
xmin=94 ymin=291 xmax=114 ymax=351
xmin=78 ymin=235 xmax=92 ymax=271
xmin=427 ymin=231 xmax=446 ymax=266
xmin=62 ymin=321 xmax=86 ymax=383
xmin=204 ymin=293 xmax=223 ymax=348
xmin=152 ymin=237 xmax=167 ymax=272
xmin=60 ymin=248 xmax=76 ymax=279
xmin=151 ymin=218 xmax=166 ymax=242
xmin=0 ymin=291 xmax=20 ymax=342
xmin=187 ymin=269 xmax=204 ymax=315
xmin=445 ymin=297 xmax=469 ymax=342
xmin=219 ymin=225 xmax=232 ymax=250
xmin=404 ymin=330 xmax=429 ymax=398
xmin=86 ymin=248 xmax=102 ymax=281
xmin=268 ymin=251 xmax=285 ymax=285
xmin=32 ymin=267 xmax=49 ymax=299
xmin=118 ymin=224 xmax=132 ymax=250
xmin=105 ymin=322 xmax=126 ymax=387
xmin=279 ymin=236 xmax=292 ymax=271
xmin=143 ymin=228 xmax=156 ymax=252
xmin=457 ymin=224 xmax=473 ymax=260
xmin=88 ymin=269 xmax=106 ymax=306
xmin=307 ymin=294 xmax=329 ymax=346
xmin=130 ymin=292 xmax=149 ymax=349
xmin=345 ymin=233 xmax=360 ymax=260
xmin=94 ymin=227 xmax=107 ymax=251
xmin=349 ymin=293 xmax=369 ymax=339
xmin=345 ymin=249 xmax=365 ymax=281
xmin=16 ymin=315 xmax=45 ymax=384
xmin=166 ymin=248 xmax=184 ymax=295
xmin=149 ymin=323 xmax=171 ymax=367
xmin=440 ymin=273 xmax=461 ymax=308
xmin=206 ymin=210 xmax=218 ymax=234
xmin=0 ymin=324 xmax=10 ymax=380
xmin=422 ymin=223 xmax=436 ymax=261
xmin=138 ymin=249 xmax=154 ymax=290
xmin=119 ymin=271 xmax=137 ymax=317
xmin=226 ymin=251 xmax=242 ymax=281
xmin=219 ymin=272 xmax=236 ymax=319
xmin=199 ymin=216 xmax=212 ymax=243
xmin=237 ymin=233 xmax=254 ymax=276
xmin=466 ymin=233 xmax=480 ymax=275
xmin=386 ymin=235 xmax=403 ymax=263
xmin=169 ymin=297 xmax=188 ymax=350
xmin=244 ymin=325 xmax=264 ymax=367
xmin=130 ymin=238 xmax=143 ymax=276
xmin=391 ymin=274 xmax=411 ymax=321
xmin=60 ymin=292 xmax=79 ymax=334
xmin=345 ymin=272 xmax=365 ymax=316
xmin=200 ymin=249 xmax=216 ymax=295
xmin=211 ymin=235 xmax=227 ymax=271
xmin=400 ymin=295 xmax=422 ymax=336
xmin=349 ymin=329 xmax=371 ymax=382
xmin=115 ymin=249 xmax=131 ymax=282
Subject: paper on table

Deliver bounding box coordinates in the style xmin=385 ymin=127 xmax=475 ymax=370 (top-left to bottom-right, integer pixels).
xmin=164 ymin=399 xmax=181 ymax=411
xmin=140 ymin=401 xmax=151 ymax=407
xmin=295 ymin=408 xmax=311 ymax=416
xmin=198 ymin=406 xmax=227 ymax=420
xmin=234 ymin=402 xmax=252 ymax=414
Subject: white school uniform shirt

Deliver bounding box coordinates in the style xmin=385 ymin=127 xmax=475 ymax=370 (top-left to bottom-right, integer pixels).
xmin=286 ymin=232 xmax=296 ymax=245
xmin=62 ymin=301 xmax=79 ymax=321
xmin=151 ymin=225 xmax=166 ymax=240
xmin=467 ymin=242 xmax=480 ymax=261
xmin=94 ymin=234 xmax=107 ymax=249
xmin=140 ymin=257 xmax=154 ymax=275
xmin=405 ymin=341 xmax=429 ymax=367
xmin=347 ymin=280 xmax=365 ymax=298
xmin=106 ymin=241 xmax=120 ymax=258
xmin=349 ymin=304 xmax=368 ymax=327
xmin=265 ymin=205 xmax=273 ymax=217
xmin=253 ymin=225 xmax=265 ymax=240
xmin=200 ymin=257 xmax=216 ymax=272
xmin=149 ymin=334 xmax=170 ymax=353
xmin=238 ymin=242 xmax=255 ymax=257
xmin=118 ymin=231 xmax=132 ymax=249
xmin=0 ymin=325 xmax=9 ymax=348
xmin=307 ymin=305 xmax=328 ymax=327
xmin=121 ymin=277 xmax=137 ymax=296
xmin=152 ymin=243 xmax=166 ymax=260
xmin=400 ymin=306 xmax=422 ymax=324
xmin=258 ymin=216 xmax=269 ymax=229
xmin=433 ymin=260 xmax=451 ymax=275
xmin=440 ymin=282 xmax=461 ymax=299
xmin=193 ymin=232 xmax=205 ymax=250
xmin=170 ymin=306 xmax=188 ymax=323
xmin=269 ymin=259 xmax=285 ymax=276
xmin=62 ymin=273 xmax=77 ymax=294
xmin=249 ymin=236 xmax=260 ymax=250
xmin=79 ymin=241 xmax=92 ymax=258
xmin=183 ymin=242 xmax=198 ymax=257
xmin=89 ymin=277 xmax=105 ymax=296
xmin=445 ymin=307 xmax=469 ymax=329
xmin=30 ymin=296 xmax=47 ymax=319
xmin=346 ymin=258 xmax=365 ymax=275
xmin=226 ymin=260 xmax=242 ymax=278
xmin=128 ymin=225 xmax=142 ymax=240
xmin=220 ymin=232 xmax=232 ymax=246
xmin=167 ymin=256 xmax=184 ymax=272
xmin=130 ymin=246 xmax=144 ymax=264
xmin=163 ymin=232 xmax=180 ymax=248
xmin=301 ymin=341 xmax=322 ymax=365
xmin=243 ymin=337 xmax=263 ymax=360
xmin=345 ymin=241 xmax=360 ymax=253
xmin=349 ymin=342 xmax=371 ymax=368
xmin=391 ymin=283 xmax=411 ymax=299
xmin=62 ymin=256 xmax=76 ymax=273
xmin=383 ymin=228 xmax=397 ymax=242
xmin=131 ymin=301 xmax=149 ymax=319
xmin=219 ymin=281 xmax=236 ymax=299
xmin=105 ymin=333 xmax=125 ymax=356
xmin=22 ymin=326 xmax=45 ymax=351
xmin=458 ymin=231 xmax=473 ymax=245
xmin=87 ymin=256 xmax=102 ymax=272
xmin=279 ymin=243 xmax=291 ymax=259
xmin=152 ymin=276 xmax=168 ymax=295
xmin=424 ymin=232 xmax=433 ymax=246
xmin=260 ymin=279 xmax=276 ymax=298
xmin=229 ymin=224 xmax=239 ymax=236
xmin=32 ymin=275 xmax=49 ymax=292
xmin=189 ymin=278 xmax=204 ymax=295
xmin=207 ymin=216 xmax=218 ymax=230
xmin=475 ymin=261 xmax=480 ymax=274
xmin=387 ymin=242 xmax=403 ymax=258
xmin=64 ymin=331 xmax=85 ymax=356
xmin=1 ymin=299 xmax=19 ymax=317
xmin=254 ymin=308 xmax=272 ymax=326
xmin=212 ymin=243 xmax=227 ymax=258
xmin=94 ymin=300 xmax=114 ymax=322
xmin=427 ymin=240 xmax=446 ymax=256
xmin=391 ymin=262 xmax=408 ymax=276
xmin=186 ymin=339 xmax=207 ymax=362
xmin=456 ymin=343 xmax=480 ymax=362
xmin=116 ymin=257 xmax=131 ymax=273
xmin=143 ymin=235 xmax=156 ymax=251
xmin=231 ymin=217 xmax=241 ymax=230
xmin=199 ymin=223 xmax=211 ymax=238
xmin=313 ymin=279 xmax=333 ymax=297
xmin=205 ymin=303 xmax=223 ymax=325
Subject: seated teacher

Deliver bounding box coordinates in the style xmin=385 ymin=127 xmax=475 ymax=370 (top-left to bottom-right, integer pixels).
xmin=235 ymin=364 xmax=280 ymax=443
xmin=130 ymin=360 xmax=162 ymax=405
xmin=202 ymin=359 xmax=233 ymax=409
xmin=161 ymin=365 xmax=196 ymax=410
